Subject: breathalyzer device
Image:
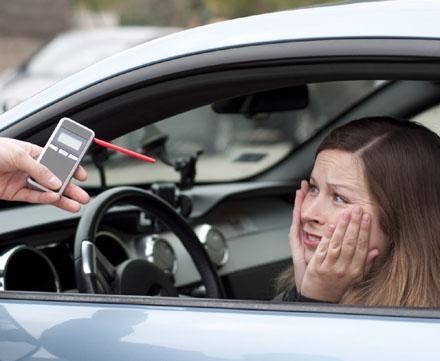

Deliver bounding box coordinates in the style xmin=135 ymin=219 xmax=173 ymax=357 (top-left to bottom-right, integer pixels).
xmin=27 ymin=117 xmax=95 ymax=195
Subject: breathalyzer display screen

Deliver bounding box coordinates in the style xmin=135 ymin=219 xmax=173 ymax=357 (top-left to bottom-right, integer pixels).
xmin=57 ymin=131 xmax=83 ymax=151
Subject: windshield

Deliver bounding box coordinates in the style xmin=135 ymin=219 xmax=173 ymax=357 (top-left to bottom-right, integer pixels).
xmin=82 ymin=80 xmax=379 ymax=186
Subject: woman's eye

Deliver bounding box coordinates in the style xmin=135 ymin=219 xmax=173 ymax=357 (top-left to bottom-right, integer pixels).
xmin=309 ymin=185 xmax=318 ymax=194
xmin=334 ymin=193 xmax=348 ymax=204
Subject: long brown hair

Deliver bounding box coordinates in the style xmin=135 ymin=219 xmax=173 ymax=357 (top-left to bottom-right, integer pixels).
xmin=278 ymin=117 xmax=440 ymax=307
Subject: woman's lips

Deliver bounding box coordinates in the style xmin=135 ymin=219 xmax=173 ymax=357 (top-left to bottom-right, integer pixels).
xmin=302 ymin=231 xmax=322 ymax=248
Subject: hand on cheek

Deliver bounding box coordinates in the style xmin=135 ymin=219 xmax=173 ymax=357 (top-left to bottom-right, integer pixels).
xmin=300 ymin=206 xmax=379 ymax=302
xmin=289 ymin=180 xmax=309 ymax=291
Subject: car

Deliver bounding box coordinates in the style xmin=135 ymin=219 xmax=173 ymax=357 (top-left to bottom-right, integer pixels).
xmin=1 ymin=1 xmax=440 ymax=360
xmin=0 ymin=26 xmax=179 ymax=113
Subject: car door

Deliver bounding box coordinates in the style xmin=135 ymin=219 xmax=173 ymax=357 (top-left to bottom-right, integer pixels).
xmin=2 ymin=292 xmax=440 ymax=361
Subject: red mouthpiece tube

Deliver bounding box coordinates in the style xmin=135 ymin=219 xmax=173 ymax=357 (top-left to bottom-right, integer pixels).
xmin=93 ymin=138 xmax=156 ymax=163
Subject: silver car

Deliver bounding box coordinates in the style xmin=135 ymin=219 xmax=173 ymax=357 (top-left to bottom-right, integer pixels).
xmin=0 ymin=1 xmax=439 ymax=360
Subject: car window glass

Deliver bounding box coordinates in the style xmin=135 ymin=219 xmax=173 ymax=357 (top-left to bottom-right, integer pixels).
xmin=82 ymin=80 xmax=378 ymax=187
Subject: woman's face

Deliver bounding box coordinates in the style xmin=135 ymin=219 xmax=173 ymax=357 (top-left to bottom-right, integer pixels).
xmin=301 ymin=149 xmax=387 ymax=264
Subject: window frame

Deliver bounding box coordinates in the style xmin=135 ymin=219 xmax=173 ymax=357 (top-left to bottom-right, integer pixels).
xmin=3 ymin=38 xmax=440 ymax=318
xmin=2 ymin=291 xmax=440 ymax=319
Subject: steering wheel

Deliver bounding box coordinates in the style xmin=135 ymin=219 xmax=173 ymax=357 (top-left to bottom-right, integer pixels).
xmin=74 ymin=186 xmax=225 ymax=299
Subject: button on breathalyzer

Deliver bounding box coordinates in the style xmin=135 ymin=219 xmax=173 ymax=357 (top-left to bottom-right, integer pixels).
xmin=27 ymin=117 xmax=95 ymax=195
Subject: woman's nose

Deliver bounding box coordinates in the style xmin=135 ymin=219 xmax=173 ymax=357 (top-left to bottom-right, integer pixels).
xmin=301 ymin=196 xmax=326 ymax=225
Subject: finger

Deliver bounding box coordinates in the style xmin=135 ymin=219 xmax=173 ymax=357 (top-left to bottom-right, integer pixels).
xmin=339 ymin=206 xmax=363 ymax=262
xmin=326 ymin=211 xmax=350 ymax=261
xmin=292 ymin=179 xmax=308 ymax=234
xmin=290 ymin=185 xmax=307 ymax=265
xmin=364 ymin=249 xmax=379 ymax=274
xmin=312 ymin=223 xmax=335 ymax=265
xmin=63 ymin=182 xmax=90 ymax=204
xmin=16 ymin=153 xmax=61 ymax=191
xmin=53 ymin=196 xmax=82 ymax=213
xmin=11 ymin=188 xmax=60 ymax=204
xmin=293 ymin=189 xmax=304 ymax=228
xmin=26 ymin=143 xmax=43 ymax=159
xmin=352 ymin=213 xmax=372 ymax=268
xmin=73 ymin=165 xmax=87 ymax=181
xmin=290 ymin=179 xmax=309 ymax=252
xmin=290 ymin=190 xmax=303 ymax=252
xmin=300 ymin=179 xmax=309 ymax=197
xmin=291 ymin=185 xmax=306 ymax=233
xmin=11 ymin=139 xmax=42 ymax=159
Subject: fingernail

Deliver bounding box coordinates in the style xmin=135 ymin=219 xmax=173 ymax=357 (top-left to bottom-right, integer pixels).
xmin=49 ymin=176 xmax=62 ymax=189
xmin=353 ymin=206 xmax=362 ymax=216
xmin=362 ymin=213 xmax=370 ymax=224
xmin=343 ymin=211 xmax=351 ymax=221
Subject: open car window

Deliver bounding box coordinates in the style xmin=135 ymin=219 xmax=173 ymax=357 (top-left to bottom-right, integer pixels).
xmin=82 ymin=80 xmax=378 ymax=187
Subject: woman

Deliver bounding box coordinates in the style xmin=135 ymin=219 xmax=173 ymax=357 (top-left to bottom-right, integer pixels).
xmin=277 ymin=116 xmax=440 ymax=307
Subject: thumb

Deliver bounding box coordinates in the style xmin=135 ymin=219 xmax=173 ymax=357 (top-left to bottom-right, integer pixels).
xmin=364 ymin=249 xmax=379 ymax=274
xmin=16 ymin=152 xmax=62 ymax=191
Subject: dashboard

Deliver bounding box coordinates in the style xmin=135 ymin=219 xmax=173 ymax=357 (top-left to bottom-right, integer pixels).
xmin=0 ymin=182 xmax=293 ymax=300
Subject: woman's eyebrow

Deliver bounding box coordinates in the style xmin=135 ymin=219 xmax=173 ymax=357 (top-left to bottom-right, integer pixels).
xmin=327 ymin=182 xmax=356 ymax=193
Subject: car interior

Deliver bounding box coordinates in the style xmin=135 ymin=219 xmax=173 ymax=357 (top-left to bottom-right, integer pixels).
xmin=1 ymin=76 xmax=440 ymax=303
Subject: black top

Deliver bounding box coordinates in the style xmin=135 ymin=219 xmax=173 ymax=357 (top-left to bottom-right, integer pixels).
xmin=274 ymin=287 xmax=328 ymax=303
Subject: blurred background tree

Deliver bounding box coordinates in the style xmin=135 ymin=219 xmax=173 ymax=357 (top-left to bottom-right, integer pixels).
xmin=72 ymin=0 xmax=337 ymax=27
xmin=204 ymin=0 xmax=333 ymax=19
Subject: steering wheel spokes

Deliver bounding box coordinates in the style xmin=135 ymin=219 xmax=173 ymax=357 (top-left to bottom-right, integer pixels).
xmin=74 ymin=187 xmax=225 ymax=298
xmin=79 ymin=240 xmax=115 ymax=293
xmin=80 ymin=239 xmax=177 ymax=296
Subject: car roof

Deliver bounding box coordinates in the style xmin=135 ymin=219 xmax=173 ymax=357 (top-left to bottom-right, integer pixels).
xmin=1 ymin=0 xmax=439 ymax=129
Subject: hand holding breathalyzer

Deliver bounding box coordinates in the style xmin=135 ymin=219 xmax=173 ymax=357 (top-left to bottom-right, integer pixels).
xmin=22 ymin=117 xmax=155 ymax=212
xmin=0 ymin=137 xmax=89 ymax=212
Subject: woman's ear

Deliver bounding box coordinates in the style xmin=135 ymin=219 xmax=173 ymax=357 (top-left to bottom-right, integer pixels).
xmin=364 ymin=249 xmax=379 ymax=274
